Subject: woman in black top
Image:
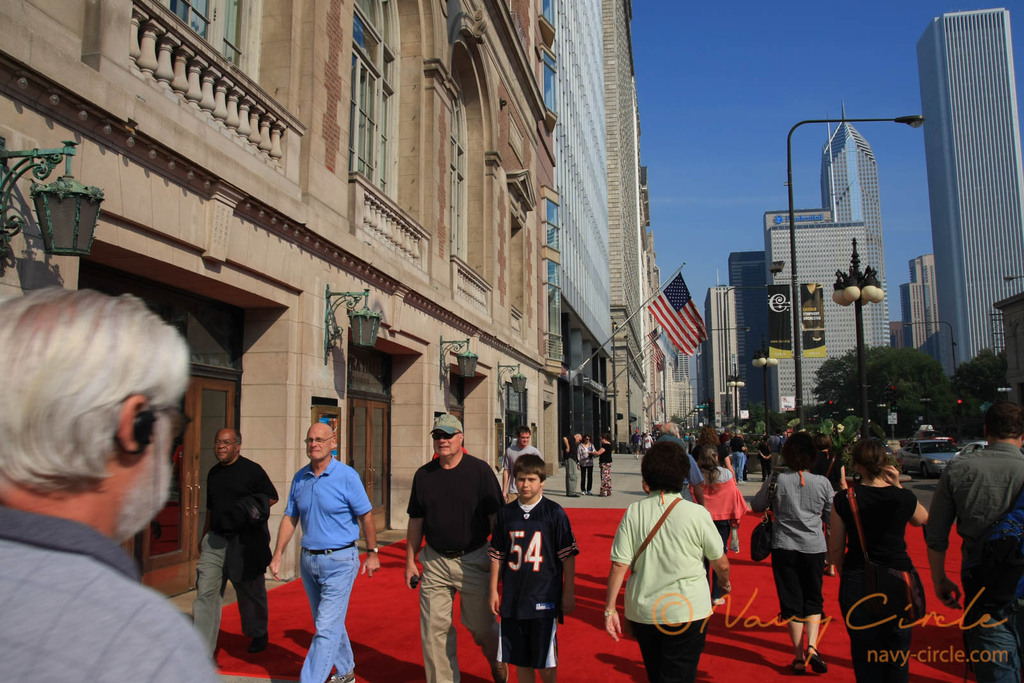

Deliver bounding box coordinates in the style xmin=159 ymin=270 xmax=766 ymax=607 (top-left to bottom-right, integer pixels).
xmin=594 ymin=432 xmax=614 ymax=496
xmin=812 ymin=433 xmax=845 ymax=576
xmin=828 ymin=440 xmax=928 ymax=683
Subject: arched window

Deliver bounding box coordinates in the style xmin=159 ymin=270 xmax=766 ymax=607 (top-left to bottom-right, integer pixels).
xmin=449 ymin=85 xmax=468 ymax=260
xmin=350 ymin=0 xmax=396 ymax=193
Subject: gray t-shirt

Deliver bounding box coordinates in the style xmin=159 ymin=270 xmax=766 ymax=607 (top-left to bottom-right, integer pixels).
xmin=751 ymin=468 xmax=833 ymax=553
xmin=0 ymin=508 xmax=219 ymax=683
xmin=502 ymin=444 xmax=542 ymax=494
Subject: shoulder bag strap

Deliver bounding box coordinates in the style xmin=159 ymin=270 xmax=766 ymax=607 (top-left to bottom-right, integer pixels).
xmin=630 ymin=497 xmax=683 ymax=572
xmin=846 ymin=484 xmax=871 ymax=563
xmin=824 ymin=452 xmax=838 ymax=478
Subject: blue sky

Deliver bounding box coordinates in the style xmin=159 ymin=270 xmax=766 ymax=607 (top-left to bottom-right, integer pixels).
xmin=631 ymin=2 xmax=1024 ymax=315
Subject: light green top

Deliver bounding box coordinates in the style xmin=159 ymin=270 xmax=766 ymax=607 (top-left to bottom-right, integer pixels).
xmin=610 ymin=492 xmax=723 ymax=625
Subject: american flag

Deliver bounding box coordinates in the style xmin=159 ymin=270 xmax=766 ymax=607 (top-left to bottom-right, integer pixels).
xmin=648 ymin=328 xmax=665 ymax=371
xmin=649 ymin=273 xmax=707 ymax=356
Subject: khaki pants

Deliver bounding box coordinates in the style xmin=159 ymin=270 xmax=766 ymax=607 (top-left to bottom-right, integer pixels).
xmin=419 ymin=544 xmax=498 ymax=683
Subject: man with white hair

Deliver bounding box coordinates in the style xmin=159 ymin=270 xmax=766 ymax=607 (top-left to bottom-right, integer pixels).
xmin=0 ymin=288 xmax=218 ymax=682
xmin=656 ymin=422 xmax=706 ymax=505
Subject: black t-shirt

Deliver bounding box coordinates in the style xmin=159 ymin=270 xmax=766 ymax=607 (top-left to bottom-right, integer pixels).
xmin=562 ymin=435 xmax=578 ymax=462
xmin=812 ymin=451 xmax=844 ymax=492
xmin=407 ymin=453 xmax=503 ymax=552
xmin=489 ymin=497 xmax=579 ymax=618
xmin=730 ymin=436 xmax=745 ymax=452
xmin=833 ymin=485 xmax=918 ymax=572
xmin=595 ymin=440 xmax=613 ymax=464
xmin=207 ymin=456 xmax=278 ymax=535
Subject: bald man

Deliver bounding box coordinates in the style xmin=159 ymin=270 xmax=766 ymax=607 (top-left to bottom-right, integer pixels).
xmin=270 ymin=423 xmax=380 ymax=683
xmin=193 ymin=428 xmax=278 ymax=655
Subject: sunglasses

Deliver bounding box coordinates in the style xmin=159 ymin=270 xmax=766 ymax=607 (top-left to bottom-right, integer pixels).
xmin=431 ymin=430 xmax=461 ymax=440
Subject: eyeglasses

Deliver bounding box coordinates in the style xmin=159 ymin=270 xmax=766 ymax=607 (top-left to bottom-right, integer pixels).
xmin=431 ymin=431 xmax=461 ymax=440
xmin=305 ymin=437 xmax=333 ymax=445
xmin=213 ymin=439 xmax=238 ymax=447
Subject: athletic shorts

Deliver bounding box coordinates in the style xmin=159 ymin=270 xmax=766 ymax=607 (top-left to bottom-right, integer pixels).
xmin=498 ymin=616 xmax=557 ymax=669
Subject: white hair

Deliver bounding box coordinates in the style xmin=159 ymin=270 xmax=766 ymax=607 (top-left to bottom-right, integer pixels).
xmin=0 ymin=288 xmax=189 ymax=491
xmin=660 ymin=422 xmax=681 ymax=437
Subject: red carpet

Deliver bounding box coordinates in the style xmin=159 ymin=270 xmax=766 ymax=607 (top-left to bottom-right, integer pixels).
xmin=216 ymin=507 xmax=970 ymax=682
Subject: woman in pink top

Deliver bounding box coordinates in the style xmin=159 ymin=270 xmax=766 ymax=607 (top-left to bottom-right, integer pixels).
xmin=697 ymin=445 xmax=749 ymax=605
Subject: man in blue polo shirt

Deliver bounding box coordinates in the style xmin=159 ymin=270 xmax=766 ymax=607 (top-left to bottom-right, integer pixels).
xmin=270 ymin=422 xmax=380 ymax=683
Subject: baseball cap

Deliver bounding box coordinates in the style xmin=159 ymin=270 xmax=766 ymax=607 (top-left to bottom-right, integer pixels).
xmin=431 ymin=414 xmax=463 ymax=436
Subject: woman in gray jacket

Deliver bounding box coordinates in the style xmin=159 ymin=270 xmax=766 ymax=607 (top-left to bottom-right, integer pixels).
xmin=751 ymin=431 xmax=834 ymax=674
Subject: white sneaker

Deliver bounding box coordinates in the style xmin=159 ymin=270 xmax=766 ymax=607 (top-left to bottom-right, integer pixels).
xmin=328 ymin=672 xmax=355 ymax=683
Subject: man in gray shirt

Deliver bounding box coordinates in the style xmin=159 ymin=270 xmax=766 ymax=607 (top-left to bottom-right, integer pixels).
xmin=926 ymin=402 xmax=1024 ymax=682
xmin=501 ymin=425 xmax=541 ymax=502
xmin=0 ymin=289 xmax=217 ymax=683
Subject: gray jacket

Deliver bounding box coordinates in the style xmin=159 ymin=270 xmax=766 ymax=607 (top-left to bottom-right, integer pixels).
xmin=751 ymin=468 xmax=833 ymax=553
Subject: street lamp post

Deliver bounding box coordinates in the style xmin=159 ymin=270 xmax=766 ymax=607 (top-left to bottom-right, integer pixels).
xmin=786 ymin=114 xmax=923 ymax=426
xmin=726 ymin=369 xmax=745 ymax=430
xmin=752 ymin=335 xmax=779 ymax=441
xmin=833 ymin=238 xmax=886 ymax=439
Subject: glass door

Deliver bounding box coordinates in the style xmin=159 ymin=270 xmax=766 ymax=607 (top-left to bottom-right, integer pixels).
xmin=349 ymin=397 xmax=389 ymax=530
xmin=140 ymin=376 xmax=236 ymax=595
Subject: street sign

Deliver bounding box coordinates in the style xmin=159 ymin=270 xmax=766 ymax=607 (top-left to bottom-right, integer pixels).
xmin=888 ymin=412 xmax=898 ymax=425
xmin=740 ymin=409 xmax=749 ymax=420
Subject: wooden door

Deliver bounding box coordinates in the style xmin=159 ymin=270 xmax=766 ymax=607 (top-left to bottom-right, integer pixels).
xmin=348 ymin=397 xmax=389 ymax=530
xmin=140 ymin=377 xmax=236 ymax=595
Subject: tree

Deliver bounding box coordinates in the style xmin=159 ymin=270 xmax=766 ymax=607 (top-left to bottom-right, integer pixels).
xmin=812 ymin=346 xmax=953 ymax=437
xmin=953 ymin=349 xmax=1007 ymax=406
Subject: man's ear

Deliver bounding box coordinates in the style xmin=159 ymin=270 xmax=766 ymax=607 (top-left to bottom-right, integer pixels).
xmin=115 ymin=395 xmax=152 ymax=459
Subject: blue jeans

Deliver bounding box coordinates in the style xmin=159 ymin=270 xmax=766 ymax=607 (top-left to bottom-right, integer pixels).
xmin=299 ymin=546 xmax=360 ymax=683
xmin=964 ymin=603 xmax=1024 ymax=683
xmin=731 ymin=451 xmax=747 ymax=481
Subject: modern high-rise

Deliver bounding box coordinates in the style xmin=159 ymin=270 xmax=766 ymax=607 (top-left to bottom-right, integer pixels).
xmin=764 ymin=210 xmax=874 ymax=408
xmin=555 ymin=0 xmax=611 ymax=436
xmin=604 ymin=0 xmax=648 ymax=444
xmin=728 ymin=251 xmax=770 ymax=411
xmin=918 ymin=8 xmax=1024 ymax=362
xmin=899 ymin=254 xmax=950 ymax=370
xmin=703 ymin=286 xmax=739 ymax=428
xmin=821 ymin=121 xmax=891 ymax=347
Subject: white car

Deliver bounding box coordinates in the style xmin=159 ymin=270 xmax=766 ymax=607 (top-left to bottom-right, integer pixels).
xmin=955 ymin=440 xmax=987 ymax=458
xmin=897 ymin=439 xmax=961 ymax=478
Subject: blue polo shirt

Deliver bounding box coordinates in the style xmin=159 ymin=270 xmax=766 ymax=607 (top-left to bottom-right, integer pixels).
xmin=283 ymin=457 xmax=372 ymax=551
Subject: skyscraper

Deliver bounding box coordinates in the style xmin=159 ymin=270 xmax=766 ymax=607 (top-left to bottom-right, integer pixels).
xmin=728 ymin=251 xmax=769 ymax=410
xmin=917 ymin=9 xmax=1024 ymax=361
xmin=899 ymin=254 xmax=950 ymax=369
xmin=821 ymin=121 xmax=890 ymax=347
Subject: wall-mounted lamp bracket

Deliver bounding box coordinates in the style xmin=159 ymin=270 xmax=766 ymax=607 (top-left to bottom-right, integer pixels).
xmin=324 ymin=285 xmax=381 ymax=364
xmin=440 ymin=337 xmax=478 ymax=387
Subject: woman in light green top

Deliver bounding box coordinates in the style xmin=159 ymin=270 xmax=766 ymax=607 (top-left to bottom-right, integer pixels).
xmin=603 ymin=441 xmax=731 ymax=683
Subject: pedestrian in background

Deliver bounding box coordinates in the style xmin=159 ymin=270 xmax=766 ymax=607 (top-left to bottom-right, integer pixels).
xmin=595 ymin=432 xmax=614 ymax=496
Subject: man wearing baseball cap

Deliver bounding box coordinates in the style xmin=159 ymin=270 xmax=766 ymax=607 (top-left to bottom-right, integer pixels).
xmin=405 ymin=414 xmax=506 ymax=682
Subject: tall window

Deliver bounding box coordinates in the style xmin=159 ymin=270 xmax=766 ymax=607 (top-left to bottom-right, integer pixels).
xmin=449 ymin=92 xmax=467 ymax=259
xmin=167 ymin=0 xmax=244 ymax=66
xmin=544 ymin=198 xmax=559 ymax=251
xmin=542 ymin=49 xmax=557 ymax=116
xmin=547 ymin=261 xmax=562 ymax=358
xmin=350 ymin=0 xmax=395 ymax=193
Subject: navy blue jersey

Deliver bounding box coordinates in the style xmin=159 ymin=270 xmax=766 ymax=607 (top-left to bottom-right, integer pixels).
xmin=489 ymin=496 xmax=579 ymax=619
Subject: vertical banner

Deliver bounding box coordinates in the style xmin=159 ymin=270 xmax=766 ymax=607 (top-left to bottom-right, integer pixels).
xmin=801 ymin=283 xmax=826 ymax=358
xmin=767 ymin=284 xmax=792 ymax=358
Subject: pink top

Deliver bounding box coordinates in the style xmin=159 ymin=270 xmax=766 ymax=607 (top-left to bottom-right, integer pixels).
xmin=701 ymin=476 xmax=749 ymax=522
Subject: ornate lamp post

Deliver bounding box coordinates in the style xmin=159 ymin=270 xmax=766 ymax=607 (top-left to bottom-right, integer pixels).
xmin=752 ymin=335 xmax=779 ymax=441
xmin=726 ymin=370 xmax=745 ymax=429
xmin=833 ymin=238 xmax=885 ymax=439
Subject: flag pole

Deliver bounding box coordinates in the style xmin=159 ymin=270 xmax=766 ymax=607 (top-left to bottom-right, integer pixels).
xmin=570 ymin=263 xmax=686 ymax=379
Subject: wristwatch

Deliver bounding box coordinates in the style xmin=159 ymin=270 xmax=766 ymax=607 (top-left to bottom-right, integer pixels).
xmin=368 ymin=547 xmax=379 ymax=554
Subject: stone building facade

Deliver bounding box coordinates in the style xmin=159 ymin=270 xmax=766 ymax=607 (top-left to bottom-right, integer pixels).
xmin=0 ymin=0 xmax=557 ymax=589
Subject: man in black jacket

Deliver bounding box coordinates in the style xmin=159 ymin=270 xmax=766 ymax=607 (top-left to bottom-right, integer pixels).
xmin=193 ymin=428 xmax=278 ymax=655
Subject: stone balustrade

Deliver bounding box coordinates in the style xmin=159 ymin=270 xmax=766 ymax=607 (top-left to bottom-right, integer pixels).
xmin=129 ymin=0 xmax=302 ymax=164
xmin=453 ymin=257 xmax=491 ymax=315
xmin=350 ymin=175 xmax=428 ymax=270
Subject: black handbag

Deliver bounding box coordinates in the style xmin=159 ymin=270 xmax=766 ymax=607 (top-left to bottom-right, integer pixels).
xmin=847 ymin=485 xmax=927 ymax=622
xmin=750 ymin=473 xmax=777 ymax=562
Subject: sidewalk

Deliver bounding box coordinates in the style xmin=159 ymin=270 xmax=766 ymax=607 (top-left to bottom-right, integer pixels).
xmin=186 ymin=452 xmax=767 ymax=682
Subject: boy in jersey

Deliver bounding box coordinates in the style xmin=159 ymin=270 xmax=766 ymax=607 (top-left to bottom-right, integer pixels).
xmin=488 ymin=454 xmax=578 ymax=682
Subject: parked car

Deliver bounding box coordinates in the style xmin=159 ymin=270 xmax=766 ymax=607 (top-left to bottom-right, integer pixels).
xmin=955 ymin=440 xmax=988 ymax=458
xmin=898 ymin=438 xmax=961 ymax=477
